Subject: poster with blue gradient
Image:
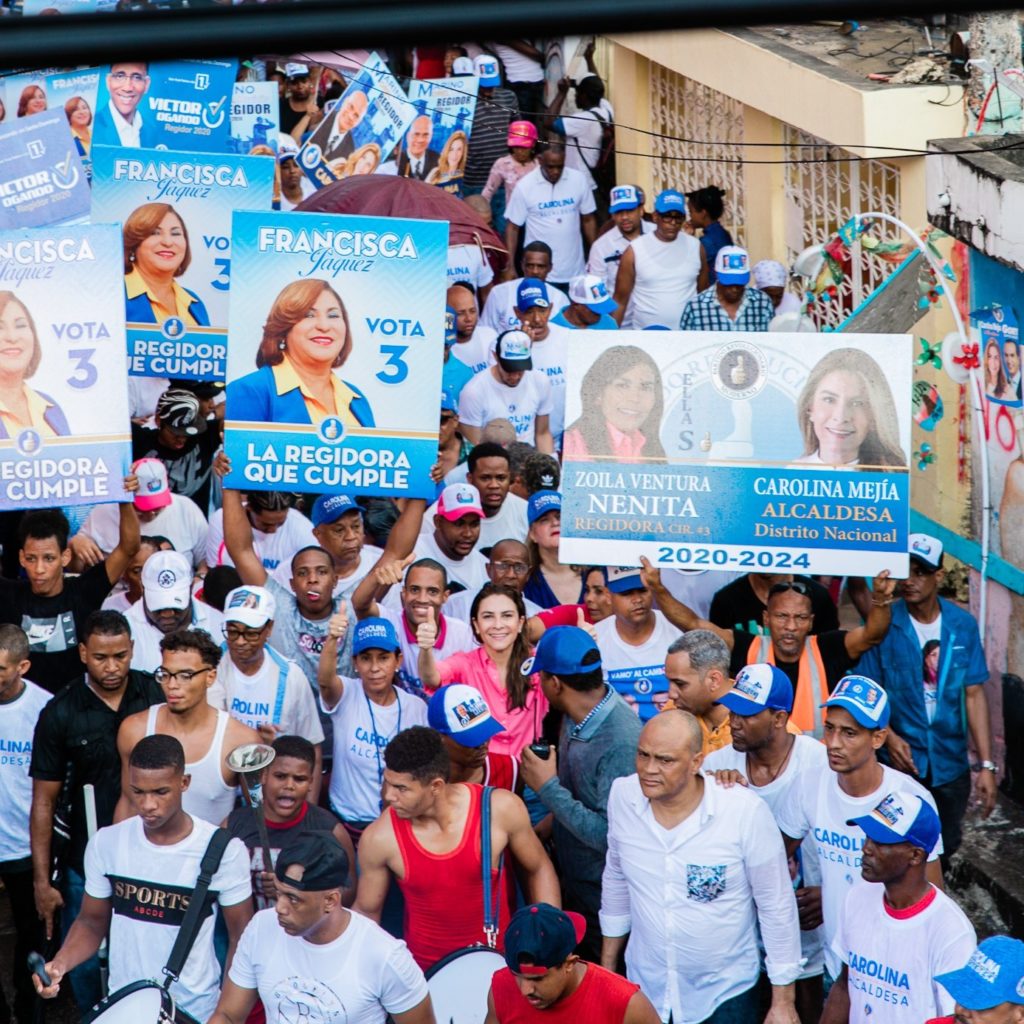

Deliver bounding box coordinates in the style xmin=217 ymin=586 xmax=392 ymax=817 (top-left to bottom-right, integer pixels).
xmin=0 ymin=223 xmax=131 ymax=508
xmin=559 ymin=331 xmax=913 ymax=576
xmin=93 ymin=59 xmax=237 ymax=152
xmin=0 ymin=111 xmax=90 ymax=229
xmin=46 ymin=69 xmax=101 ymax=180
xmin=298 ymin=53 xmax=416 ymax=189
xmin=90 ymin=146 xmax=275 ymax=380
xmin=229 ymin=82 xmax=280 ymax=156
xmin=224 ymin=210 xmax=448 ymax=497
xmin=401 ymin=76 xmax=477 ymax=195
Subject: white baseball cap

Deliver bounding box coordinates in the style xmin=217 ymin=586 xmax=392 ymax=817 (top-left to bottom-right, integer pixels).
xmin=141 ymin=550 xmax=192 ymax=611
xmin=224 ymin=586 xmax=276 ymax=629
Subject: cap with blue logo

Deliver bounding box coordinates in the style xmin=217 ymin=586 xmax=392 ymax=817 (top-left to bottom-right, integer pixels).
xmin=909 ymin=531 xmax=944 ymax=572
xmin=496 ymin=329 xmax=533 ymax=370
xmin=821 ymin=674 xmax=890 ymax=729
xmin=569 ymin=274 xmax=617 ymax=314
xmin=352 ymin=616 xmax=400 ymax=656
xmin=718 ymin=663 xmax=794 ymax=716
xmin=441 ymin=388 xmax=459 ymax=414
xmin=445 ymin=305 xmax=458 ymax=347
xmin=515 ymin=278 xmax=551 ymax=312
xmin=654 ymin=189 xmax=686 ymax=215
xmin=428 ymin=683 xmax=506 ymax=747
xmin=846 ymin=790 xmax=941 ymax=853
xmin=935 ymin=936 xmax=1024 ymax=1011
xmin=474 ymin=54 xmax=502 ymax=88
xmin=532 ymin=626 xmax=601 ymax=677
xmin=609 ymin=184 xmax=642 ymax=213
xmin=312 ymin=493 xmax=363 ymax=528
xmin=604 ymin=565 xmax=646 ymax=595
xmin=527 ymin=489 xmax=561 ymax=525
xmin=437 ymin=482 xmax=484 ymax=521
xmin=224 ymin=585 xmax=276 ymax=629
xmin=715 ymin=245 xmax=752 ymax=285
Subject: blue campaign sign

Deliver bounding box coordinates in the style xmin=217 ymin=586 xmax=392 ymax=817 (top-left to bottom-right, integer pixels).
xmin=0 ymin=223 xmax=131 ymax=509
xmin=0 ymin=111 xmax=90 ymax=230
xmin=971 ymin=304 xmax=1021 ymax=408
xmin=229 ymin=82 xmax=280 ymax=156
xmin=93 ymin=60 xmax=238 ymax=153
xmin=224 ymin=210 xmax=449 ymax=498
xmin=400 ymin=76 xmax=478 ymax=195
xmin=559 ymin=331 xmax=913 ymax=577
xmin=90 ymin=146 xmax=275 ymax=381
xmin=46 ymin=68 xmax=101 ymax=181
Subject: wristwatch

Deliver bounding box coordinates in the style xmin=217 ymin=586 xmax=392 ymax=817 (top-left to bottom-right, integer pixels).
xmin=980 ymin=760 xmax=997 ymax=773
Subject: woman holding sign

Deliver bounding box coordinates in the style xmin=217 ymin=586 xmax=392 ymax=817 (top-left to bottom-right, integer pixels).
xmin=122 ymin=202 xmax=211 ymax=327
xmin=0 ymin=292 xmax=69 ymax=439
xmin=227 ymin=278 xmax=375 ymax=428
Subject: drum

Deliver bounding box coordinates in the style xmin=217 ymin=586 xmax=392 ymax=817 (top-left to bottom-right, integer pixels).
xmin=425 ymin=946 xmax=506 ymax=1024
xmin=81 ymin=981 xmax=200 ymax=1024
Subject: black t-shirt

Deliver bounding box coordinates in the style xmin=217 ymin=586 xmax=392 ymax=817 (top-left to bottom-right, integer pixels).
xmin=132 ymin=422 xmax=218 ymax=513
xmin=710 ymin=575 xmax=839 ymax=635
xmin=730 ymin=629 xmax=853 ymax=693
xmin=29 ymin=670 xmax=164 ymax=873
xmin=278 ymin=101 xmax=308 ymax=137
xmin=0 ymin=563 xmax=114 ymax=694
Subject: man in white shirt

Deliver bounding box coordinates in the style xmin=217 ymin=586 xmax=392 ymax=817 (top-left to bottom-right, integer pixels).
xmin=458 ymin=330 xmax=554 ymax=451
xmin=777 ymin=676 xmax=945 ymax=987
xmin=207 ymin=493 xmax=315 ymax=577
xmin=210 ymin=831 xmax=432 ymax=1024
xmin=413 ymin=483 xmax=489 ymax=594
xmin=513 ymin=279 xmax=571 ymax=442
xmin=481 ymin=243 xmax=570 ymax=334
xmin=600 ymin=710 xmax=802 ymax=1024
xmin=466 ymin=443 xmax=528 ymax=548
xmin=822 ymin=791 xmax=975 ymax=1024
xmin=505 ymin=145 xmax=597 ymax=290
xmin=448 ymin=282 xmax=499 ymax=375
xmin=298 ymin=494 xmax=383 ymax=601
xmin=35 ymin=734 xmax=253 ymax=1023
xmin=443 ymin=539 xmax=544 ymax=623
xmin=93 ymin=61 xmax=154 ymax=148
xmin=447 ymin=245 xmax=494 ymax=307
xmin=586 ymin=185 xmax=654 ymax=293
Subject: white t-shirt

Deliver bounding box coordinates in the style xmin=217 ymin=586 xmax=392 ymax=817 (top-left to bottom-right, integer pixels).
xmin=447 ymin=244 xmax=494 ymax=292
xmin=703 ymin=736 xmax=828 ymax=977
xmin=530 ymin=324 xmax=571 ymax=440
xmin=412 ymin=530 xmax=489 ymax=595
xmin=626 ymin=231 xmax=703 ymax=329
xmin=230 ymin=907 xmax=428 ymax=1024
xmin=659 ymin=569 xmax=744 ymax=621
xmin=85 ymin=816 xmax=251 ymax=1023
xmin=776 ymin=764 xmax=944 ymax=978
xmin=562 ymin=108 xmax=605 ymax=189
xmin=488 ymin=42 xmax=544 ymax=82
xmin=444 ymin=588 xmax=542 ymax=623
xmin=910 ymin=614 xmax=942 ymax=724
xmin=80 ymin=495 xmax=208 ymax=570
xmin=379 ymin=607 xmax=475 ymax=700
xmin=505 ymin=166 xmax=597 ymax=283
xmin=450 ymin=324 xmax=499 ymax=375
xmin=595 ymin=611 xmax=681 ymax=722
xmin=125 ymin=600 xmax=225 ymax=677
xmin=457 ymin=367 xmax=553 ymax=445
xmin=321 ymin=679 xmax=429 ymax=822
xmin=220 ymin=648 xmax=325 ymax=744
xmin=421 ymin=492 xmax=528 ymax=549
xmin=206 ymin=506 xmax=316 ymax=576
xmin=833 ymin=881 xmax=975 ymax=1022
xmin=129 ymin=377 xmax=169 ymax=420
xmin=481 ymin=278 xmax=569 ymax=334
xmin=0 ymin=680 xmax=51 ymax=860
xmin=587 ymin=221 xmax=655 ymax=292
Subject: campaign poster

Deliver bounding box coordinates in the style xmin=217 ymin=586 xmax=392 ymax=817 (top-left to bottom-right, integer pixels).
xmin=973 ymin=305 xmax=1021 ymax=408
xmin=229 ymin=82 xmax=280 ymax=156
xmin=92 ymin=59 xmax=238 ymax=153
xmin=46 ymin=68 xmax=101 ymax=178
xmin=223 ymin=210 xmax=448 ymax=498
xmin=90 ymin=146 xmax=275 ymax=381
xmin=559 ymin=331 xmax=913 ymax=577
xmin=0 ymin=111 xmax=90 ymax=229
xmin=401 ymin=77 xmax=477 ymax=195
xmin=298 ymin=53 xmax=416 ymax=189
xmin=0 ymin=223 xmax=131 ymax=509
xmin=4 ymin=73 xmax=50 ymax=122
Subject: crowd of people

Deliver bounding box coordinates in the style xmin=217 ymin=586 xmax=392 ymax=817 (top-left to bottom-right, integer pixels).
xmin=0 ymin=40 xmax=1015 ymax=1024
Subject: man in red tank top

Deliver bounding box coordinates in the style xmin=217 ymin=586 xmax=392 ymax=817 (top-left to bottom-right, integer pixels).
xmin=355 ymin=726 xmax=560 ymax=971
xmin=486 ymin=903 xmax=659 ymax=1024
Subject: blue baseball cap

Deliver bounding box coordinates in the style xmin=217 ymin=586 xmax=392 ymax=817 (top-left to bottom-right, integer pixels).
xmin=604 ymin=565 xmax=645 ymax=594
xmin=441 ymin=388 xmax=459 ymax=414
xmin=715 ymin=245 xmax=752 ymax=286
xmin=352 ymin=616 xmax=400 ymax=655
xmin=474 ymin=54 xmax=502 ymax=88
xmin=444 ymin=305 xmax=458 ymax=347
xmin=654 ymin=189 xmax=686 ymax=215
xmin=428 ymin=683 xmax=506 ymax=747
xmin=609 ymin=184 xmax=642 ymax=213
xmin=718 ymin=663 xmax=793 ymax=716
xmin=532 ymin=626 xmax=601 ymax=677
xmin=527 ymin=489 xmax=561 ymax=525
xmin=312 ymin=494 xmax=362 ymax=528
xmin=847 ymin=790 xmax=941 ymax=853
xmin=935 ymin=937 xmax=1024 ymax=1011
xmin=515 ymin=278 xmax=551 ymax=312
xmin=821 ymin=674 xmax=890 ymax=729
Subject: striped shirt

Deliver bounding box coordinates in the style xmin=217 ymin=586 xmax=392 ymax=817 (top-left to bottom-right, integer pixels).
xmin=679 ymin=285 xmax=774 ymax=332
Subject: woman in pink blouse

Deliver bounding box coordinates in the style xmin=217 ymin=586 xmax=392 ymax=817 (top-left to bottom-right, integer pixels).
xmin=482 ymin=120 xmax=538 ymax=204
xmin=416 ymin=582 xmax=546 ymax=757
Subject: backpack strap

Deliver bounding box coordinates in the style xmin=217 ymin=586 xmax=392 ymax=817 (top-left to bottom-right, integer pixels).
xmin=481 ymin=786 xmax=502 ymax=948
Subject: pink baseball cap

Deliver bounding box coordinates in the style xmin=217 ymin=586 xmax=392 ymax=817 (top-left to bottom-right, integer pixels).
xmin=132 ymin=458 xmax=171 ymax=513
xmin=507 ymin=120 xmax=538 ymax=148
xmin=436 ymin=483 xmax=484 ymax=521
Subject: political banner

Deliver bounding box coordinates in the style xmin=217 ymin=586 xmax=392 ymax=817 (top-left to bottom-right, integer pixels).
xmin=401 ymin=77 xmax=477 ymax=196
xmin=90 ymin=146 xmax=275 ymax=380
xmin=973 ymin=304 xmax=1020 ymax=407
xmin=298 ymin=53 xmax=416 ymax=189
xmin=93 ymin=59 xmax=238 ymax=152
xmin=223 ymin=209 xmax=448 ymax=497
xmin=0 ymin=223 xmax=131 ymax=508
xmin=559 ymin=331 xmax=913 ymax=576
xmin=46 ymin=68 xmax=101 ymax=179
xmin=4 ymin=73 xmax=50 ymax=122
xmin=0 ymin=111 xmax=90 ymax=229
xmin=229 ymin=82 xmax=280 ymax=156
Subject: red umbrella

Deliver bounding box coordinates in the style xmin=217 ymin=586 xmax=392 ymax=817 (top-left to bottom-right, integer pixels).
xmin=298 ymin=175 xmax=509 ymax=274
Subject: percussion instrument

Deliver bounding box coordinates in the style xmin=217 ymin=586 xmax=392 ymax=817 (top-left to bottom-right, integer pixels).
xmin=81 ymin=980 xmax=200 ymax=1024
xmin=425 ymin=946 xmax=506 ymax=1024
xmin=226 ymin=742 xmax=276 ymax=870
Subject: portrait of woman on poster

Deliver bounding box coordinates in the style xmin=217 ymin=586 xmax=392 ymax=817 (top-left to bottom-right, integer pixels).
xmin=562 ymin=345 xmax=666 ymax=462
xmin=123 ymin=202 xmax=210 ymax=327
xmin=17 ymin=85 xmax=47 ymax=118
xmin=345 ymin=142 xmax=381 ymax=177
xmin=227 ymin=278 xmax=375 ymax=428
xmin=64 ymin=95 xmax=93 ymax=157
xmin=982 ymin=336 xmax=1014 ymax=403
xmin=427 ymin=130 xmax=468 ymax=196
xmin=793 ymin=347 xmax=907 ymax=470
xmin=0 ymin=291 xmax=70 ymax=439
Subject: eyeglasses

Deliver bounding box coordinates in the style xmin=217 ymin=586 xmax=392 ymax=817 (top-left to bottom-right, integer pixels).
xmin=110 ymin=71 xmax=147 ymax=85
xmin=154 ymin=667 xmax=211 ymax=684
xmin=492 ymin=560 xmax=530 ymax=576
xmin=223 ymin=624 xmax=266 ymax=643
xmin=767 ymin=581 xmax=809 ymax=599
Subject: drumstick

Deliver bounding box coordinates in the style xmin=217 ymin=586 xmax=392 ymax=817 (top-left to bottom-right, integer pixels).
xmin=27 ymin=953 xmax=51 ymax=987
xmin=238 ymin=773 xmax=274 ymax=874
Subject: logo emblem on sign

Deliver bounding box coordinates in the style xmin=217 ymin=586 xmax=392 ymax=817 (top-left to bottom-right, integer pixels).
xmin=318 ymin=417 xmax=345 ymax=444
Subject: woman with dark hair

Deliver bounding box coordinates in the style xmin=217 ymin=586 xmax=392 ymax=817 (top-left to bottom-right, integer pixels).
xmin=562 ymin=345 xmax=666 ymax=461
xmin=17 ymin=85 xmax=46 ymax=118
xmin=226 ymin=278 xmax=374 ymax=428
xmin=64 ymin=95 xmax=92 ymax=157
xmin=983 ymin=337 xmax=1010 ymax=402
xmin=686 ymin=185 xmax=732 ymax=280
xmin=417 ymin=582 xmax=546 ymax=757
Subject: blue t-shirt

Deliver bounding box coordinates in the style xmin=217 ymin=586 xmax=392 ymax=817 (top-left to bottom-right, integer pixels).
xmin=550 ymin=309 xmax=619 ymax=331
xmin=442 ymin=353 xmax=475 ymax=401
